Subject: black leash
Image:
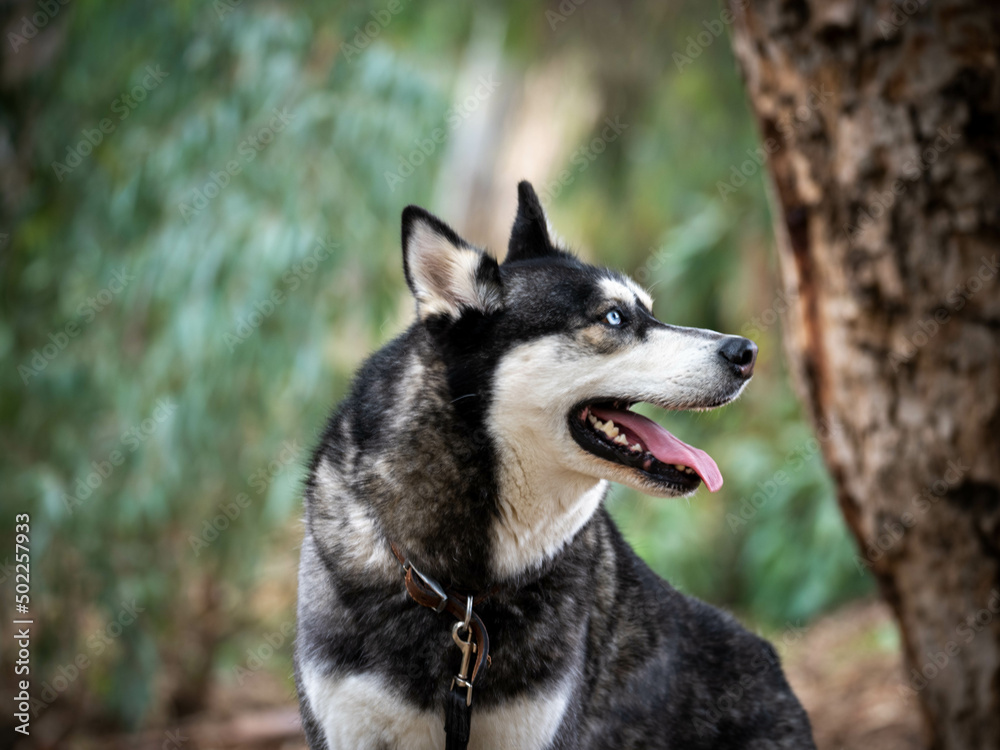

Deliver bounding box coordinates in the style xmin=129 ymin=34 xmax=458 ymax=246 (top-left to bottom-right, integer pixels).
xmin=390 ymin=543 xmax=492 ymax=750
xmin=444 ymin=683 xmax=471 ymax=749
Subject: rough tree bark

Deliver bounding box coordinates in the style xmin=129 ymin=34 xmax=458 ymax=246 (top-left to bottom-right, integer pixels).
xmin=728 ymin=0 xmax=1000 ymax=747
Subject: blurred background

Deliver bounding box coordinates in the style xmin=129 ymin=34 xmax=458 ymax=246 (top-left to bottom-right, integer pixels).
xmin=1 ymin=1 xmax=918 ymax=748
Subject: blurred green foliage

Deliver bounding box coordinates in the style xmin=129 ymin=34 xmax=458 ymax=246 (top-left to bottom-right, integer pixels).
xmin=1 ymin=0 xmax=871 ymax=734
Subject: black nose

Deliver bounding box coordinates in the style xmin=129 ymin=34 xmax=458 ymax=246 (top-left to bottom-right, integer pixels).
xmin=718 ymin=336 xmax=758 ymax=378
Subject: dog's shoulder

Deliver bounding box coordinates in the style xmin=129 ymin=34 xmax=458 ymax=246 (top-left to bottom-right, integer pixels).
xmin=582 ymin=513 xmax=815 ymax=749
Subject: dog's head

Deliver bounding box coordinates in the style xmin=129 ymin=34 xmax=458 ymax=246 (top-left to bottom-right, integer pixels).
xmin=401 ymin=181 xmax=756 ymax=501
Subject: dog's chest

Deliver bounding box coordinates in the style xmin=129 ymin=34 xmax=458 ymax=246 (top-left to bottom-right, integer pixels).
xmin=302 ymin=667 xmax=570 ymax=750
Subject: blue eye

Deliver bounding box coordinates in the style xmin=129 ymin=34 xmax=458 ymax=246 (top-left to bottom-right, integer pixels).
xmin=605 ymin=309 xmax=623 ymax=327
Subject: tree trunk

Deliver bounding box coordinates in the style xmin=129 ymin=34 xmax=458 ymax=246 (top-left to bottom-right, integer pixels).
xmin=728 ymin=1 xmax=1000 ymax=747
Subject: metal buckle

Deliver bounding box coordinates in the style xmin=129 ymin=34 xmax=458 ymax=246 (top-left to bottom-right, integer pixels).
xmin=450 ymin=598 xmax=477 ymax=707
xmin=461 ymin=593 xmax=472 ymax=629
xmin=451 ymin=675 xmax=474 ymax=707
xmin=404 ymin=560 xmax=448 ymax=613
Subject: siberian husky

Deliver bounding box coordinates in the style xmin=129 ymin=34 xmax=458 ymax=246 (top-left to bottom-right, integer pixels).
xmin=294 ymin=182 xmax=815 ymax=749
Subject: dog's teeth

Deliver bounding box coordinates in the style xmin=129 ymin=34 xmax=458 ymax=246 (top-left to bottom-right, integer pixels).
xmin=614 ymin=434 xmax=628 ymax=446
xmin=629 ymin=443 xmax=642 ymax=453
xmin=684 ymin=467 xmax=695 ymax=474
xmin=589 ymin=415 xmax=600 ymax=427
xmin=602 ymin=420 xmax=619 ymax=438
xmin=674 ymin=464 xmax=686 ymax=471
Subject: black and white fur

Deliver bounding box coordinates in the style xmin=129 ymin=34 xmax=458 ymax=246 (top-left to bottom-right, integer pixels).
xmin=294 ymin=182 xmax=815 ymax=749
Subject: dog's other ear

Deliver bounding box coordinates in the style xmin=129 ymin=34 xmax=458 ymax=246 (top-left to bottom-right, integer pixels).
xmin=402 ymin=206 xmax=502 ymax=320
xmin=505 ymin=181 xmax=559 ymax=264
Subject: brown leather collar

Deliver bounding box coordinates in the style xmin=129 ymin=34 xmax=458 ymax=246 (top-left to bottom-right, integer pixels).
xmin=389 ymin=542 xmax=491 ymax=687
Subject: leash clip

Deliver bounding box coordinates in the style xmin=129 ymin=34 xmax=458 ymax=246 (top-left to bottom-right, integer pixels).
xmin=449 ymin=596 xmax=476 ymax=706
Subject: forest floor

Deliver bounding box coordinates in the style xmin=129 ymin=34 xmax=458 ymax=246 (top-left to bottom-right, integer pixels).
xmin=73 ymin=599 xmax=924 ymax=750
xmin=782 ymin=599 xmax=924 ymax=749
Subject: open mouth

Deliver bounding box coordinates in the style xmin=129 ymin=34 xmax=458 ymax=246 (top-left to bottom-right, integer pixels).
xmin=568 ymin=400 xmax=723 ymax=493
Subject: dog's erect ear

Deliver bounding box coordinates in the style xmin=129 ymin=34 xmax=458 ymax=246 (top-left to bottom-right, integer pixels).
xmin=505 ymin=181 xmax=559 ymax=264
xmin=402 ymin=206 xmax=502 ymax=320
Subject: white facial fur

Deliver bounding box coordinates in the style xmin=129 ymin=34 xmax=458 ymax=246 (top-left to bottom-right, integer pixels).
xmin=487 ymin=282 xmax=743 ymax=578
xmin=600 ymin=276 xmax=653 ymax=311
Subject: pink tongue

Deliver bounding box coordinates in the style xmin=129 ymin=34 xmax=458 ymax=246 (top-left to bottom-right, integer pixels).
xmin=591 ymin=406 xmax=723 ymax=492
